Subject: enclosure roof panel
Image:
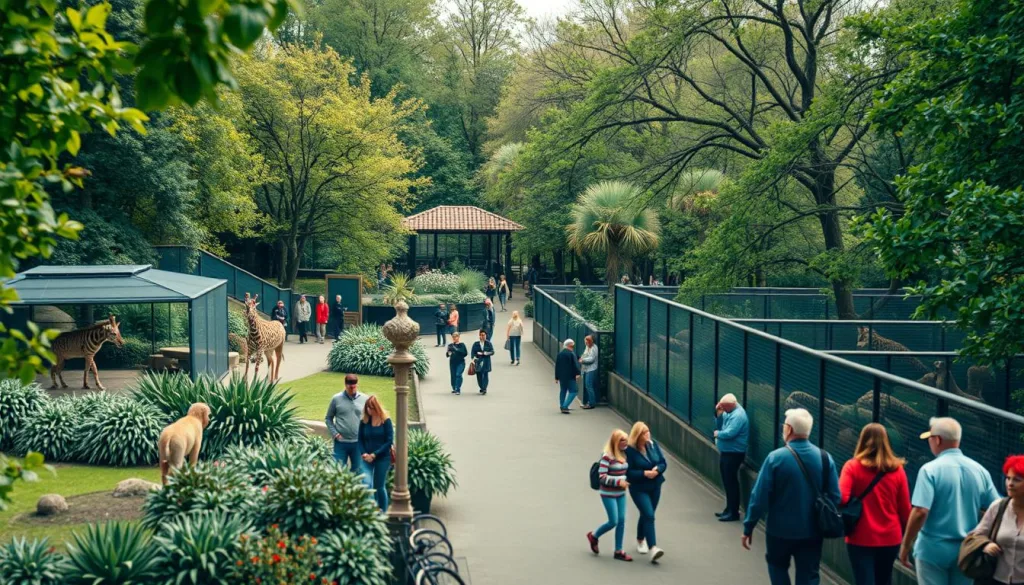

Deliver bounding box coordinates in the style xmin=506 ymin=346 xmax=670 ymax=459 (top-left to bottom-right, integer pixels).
xmin=6 ymin=265 xmax=226 ymax=304
xmin=401 ymin=205 xmax=524 ymax=233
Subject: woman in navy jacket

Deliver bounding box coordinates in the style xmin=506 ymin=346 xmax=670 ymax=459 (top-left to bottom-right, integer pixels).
xmin=358 ymin=395 xmax=394 ymax=511
xmin=470 ymin=329 xmax=494 ymax=394
xmin=625 ymin=421 xmax=667 ymax=563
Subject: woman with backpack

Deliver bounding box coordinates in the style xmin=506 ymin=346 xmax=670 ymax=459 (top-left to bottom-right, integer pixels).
xmin=587 ymin=429 xmax=633 ymax=562
xmin=839 ymin=423 xmax=910 ymax=585
xmin=625 ymin=421 xmax=667 ymax=563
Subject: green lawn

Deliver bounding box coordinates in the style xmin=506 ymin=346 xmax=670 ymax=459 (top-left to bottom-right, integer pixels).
xmin=0 ymin=463 xmax=161 ymax=547
xmin=281 ymin=372 xmax=420 ymax=422
xmin=294 ymin=278 xmax=327 ymax=297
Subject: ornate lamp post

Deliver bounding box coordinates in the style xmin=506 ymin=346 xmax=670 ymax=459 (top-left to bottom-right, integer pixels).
xmin=382 ymin=300 xmax=418 ymax=519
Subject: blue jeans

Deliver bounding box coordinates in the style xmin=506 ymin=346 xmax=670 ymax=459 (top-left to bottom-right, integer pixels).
xmin=476 ymin=370 xmax=489 ymax=391
xmin=485 ymin=326 xmax=493 ymax=341
xmin=914 ymin=558 xmax=970 ymax=585
xmin=630 ymin=486 xmax=660 ymax=546
xmin=368 ymin=455 xmax=391 ymax=511
xmin=765 ymin=535 xmax=824 ymax=585
xmin=508 ymin=336 xmax=521 ymax=362
xmin=449 ymin=361 xmax=465 ymax=392
xmin=498 ymin=292 xmax=506 ymax=310
xmin=559 ymin=378 xmax=578 ymax=409
xmin=583 ymin=370 xmax=597 ymax=406
xmin=333 ymin=441 xmax=370 ymax=482
xmin=594 ymin=495 xmax=626 ymax=551
xmin=847 ymin=544 xmax=898 ymax=585
xmin=435 ymin=325 xmax=447 ymax=345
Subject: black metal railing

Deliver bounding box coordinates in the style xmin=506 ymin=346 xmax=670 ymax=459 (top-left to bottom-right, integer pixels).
xmin=732 ymin=318 xmax=967 ymax=353
xmin=614 ymin=285 xmax=1024 ymax=488
xmin=699 ymin=291 xmax=929 ymax=320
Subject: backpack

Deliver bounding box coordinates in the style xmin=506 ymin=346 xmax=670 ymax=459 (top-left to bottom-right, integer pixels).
xmin=589 ymin=461 xmax=601 ymax=490
xmin=786 ymin=446 xmax=844 ymax=539
xmin=839 ymin=469 xmax=887 ymax=534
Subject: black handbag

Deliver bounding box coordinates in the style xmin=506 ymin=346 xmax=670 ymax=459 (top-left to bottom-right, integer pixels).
xmin=840 ymin=470 xmax=888 ymax=534
xmin=787 ymin=446 xmax=844 ymax=539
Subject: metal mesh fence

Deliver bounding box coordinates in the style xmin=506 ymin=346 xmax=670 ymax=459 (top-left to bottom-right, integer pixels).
xmin=532 ymin=286 xmax=613 ymax=403
xmin=733 ymin=319 xmax=966 ymax=352
xmin=701 ymin=292 xmax=937 ymax=320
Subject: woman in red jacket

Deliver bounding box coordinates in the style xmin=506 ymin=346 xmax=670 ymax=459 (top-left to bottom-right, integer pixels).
xmin=315 ymin=295 xmax=330 ymax=344
xmin=839 ymin=423 xmax=911 ymax=585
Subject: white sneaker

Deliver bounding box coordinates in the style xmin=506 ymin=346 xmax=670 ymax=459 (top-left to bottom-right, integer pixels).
xmin=650 ymin=546 xmax=664 ymax=563
xmin=637 ymin=540 xmax=649 ymax=554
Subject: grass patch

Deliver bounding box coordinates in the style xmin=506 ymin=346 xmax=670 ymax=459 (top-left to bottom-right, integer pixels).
xmin=0 ymin=463 xmax=161 ymax=547
xmin=282 ymin=372 xmax=420 ymax=422
xmin=294 ymin=278 xmax=327 ymax=297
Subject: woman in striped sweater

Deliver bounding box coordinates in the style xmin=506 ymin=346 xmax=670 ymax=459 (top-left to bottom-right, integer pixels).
xmin=587 ymin=429 xmax=633 ymax=561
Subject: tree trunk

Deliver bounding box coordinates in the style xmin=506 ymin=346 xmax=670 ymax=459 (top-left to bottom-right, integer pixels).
xmin=275 ymin=240 xmax=288 ymax=287
xmin=282 ymin=237 xmax=302 ymax=291
xmin=553 ymin=249 xmax=565 ymax=284
xmin=814 ymin=168 xmax=857 ymax=319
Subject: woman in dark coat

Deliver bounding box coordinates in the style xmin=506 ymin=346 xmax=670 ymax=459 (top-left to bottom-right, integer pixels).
xmin=470 ymin=329 xmax=495 ymax=394
xmin=625 ymin=421 xmax=667 ymax=564
xmin=446 ymin=331 xmax=468 ymax=395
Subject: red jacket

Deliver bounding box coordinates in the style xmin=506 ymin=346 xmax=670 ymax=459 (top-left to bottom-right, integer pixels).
xmin=316 ymin=303 xmax=330 ymax=324
xmin=839 ymin=458 xmax=911 ymax=547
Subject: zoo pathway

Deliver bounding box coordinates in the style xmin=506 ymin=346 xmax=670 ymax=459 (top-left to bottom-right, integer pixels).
xmin=420 ymin=296 xmax=839 ymax=585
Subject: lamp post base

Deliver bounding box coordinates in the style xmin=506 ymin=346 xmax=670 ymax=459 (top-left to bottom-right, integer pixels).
xmin=387 ymin=490 xmax=415 ymax=519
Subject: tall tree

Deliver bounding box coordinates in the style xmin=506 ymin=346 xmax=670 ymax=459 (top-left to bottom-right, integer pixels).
xmin=235 ymin=43 xmax=425 ymax=289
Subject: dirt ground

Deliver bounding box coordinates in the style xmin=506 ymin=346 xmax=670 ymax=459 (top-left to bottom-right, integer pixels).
xmin=13 ymin=492 xmax=146 ymax=528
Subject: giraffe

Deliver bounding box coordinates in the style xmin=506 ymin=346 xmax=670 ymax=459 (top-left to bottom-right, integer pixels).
xmin=243 ymin=293 xmax=285 ymax=381
xmin=50 ymin=315 xmax=125 ymax=390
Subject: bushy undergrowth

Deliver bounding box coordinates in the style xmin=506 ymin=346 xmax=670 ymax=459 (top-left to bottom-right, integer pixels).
xmin=0 ymin=537 xmax=66 ymax=585
xmin=153 ymin=511 xmax=255 ymax=585
xmin=327 ymin=324 xmax=429 ymax=378
xmin=142 ymin=462 xmax=257 ymax=530
xmin=76 ymin=397 xmax=167 ymax=466
xmin=14 ymin=398 xmax=79 ymax=461
xmin=64 ymin=522 xmax=160 ymax=585
xmin=318 ymin=529 xmax=392 ymax=585
xmin=221 ymin=436 xmax=330 ymax=487
xmin=570 ymin=282 xmax=614 ymax=331
xmin=94 ymin=335 xmax=152 ymax=368
xmin=406 ymin=428 xmax=457 ymax=499
xmin=0 ymin=379 xmax=47 ymax=450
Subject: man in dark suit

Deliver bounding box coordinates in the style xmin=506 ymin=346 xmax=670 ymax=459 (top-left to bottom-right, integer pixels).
xmin=555 ymin=339 xmax=581 ymax=414
xmin=331 ymin=294 xmax=346 ymax=339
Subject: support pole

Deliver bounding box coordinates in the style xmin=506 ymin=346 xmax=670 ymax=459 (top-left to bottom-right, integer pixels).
xmin=383 ymin=301 xmax=419 ymax=520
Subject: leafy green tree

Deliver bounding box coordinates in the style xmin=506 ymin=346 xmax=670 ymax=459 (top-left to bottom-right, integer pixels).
xmin=567 ymin=180 xmax=661 ymax=291
xmin=860 ymin=0 xmax=1024 ymax=363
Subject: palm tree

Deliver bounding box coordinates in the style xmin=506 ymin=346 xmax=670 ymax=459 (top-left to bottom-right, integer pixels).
xmin=566 ymin=181 xmax=661 ymax=292
xmin=667 ymin=168 xmax=726 ymax=215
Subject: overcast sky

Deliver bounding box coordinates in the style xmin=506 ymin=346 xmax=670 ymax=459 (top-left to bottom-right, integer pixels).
xmin=517 ymin=0 xmax=574 ymax=21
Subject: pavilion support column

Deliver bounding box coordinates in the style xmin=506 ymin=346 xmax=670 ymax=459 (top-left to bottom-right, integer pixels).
xmin=485 ymin=233 xmax=492 ymax=276
xmin=433 ymin=233 xmax=438 ymax=268
xmin=407 ymin=235 xmax=416 ymax=275
xmin=505 ymin=233 xmax=513 ymax=284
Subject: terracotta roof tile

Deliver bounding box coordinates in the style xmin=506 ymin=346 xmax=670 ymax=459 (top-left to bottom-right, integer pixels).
xmin=402 ymin=206 xmax=524 ymax=233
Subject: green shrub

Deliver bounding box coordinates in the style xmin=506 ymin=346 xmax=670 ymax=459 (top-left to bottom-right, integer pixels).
xmin=76 ymin=397 xmax=167 ymax=466
xmin=131 ymin=371 xmax=205 ymax=420
xmin=318 ymin=529 xmax=392 ymax=585
xmin=570 ymin=281 xmax=614 ymax=330
xmin=0 ymin=537 xmax=67 ymax=585
xmin=142 ymin=462 xmax=257 ymax=530
xmin=327 ymin=324 xmax=429 ymax=378
xmin=14 ymin=399 xmax=78 ymax=462
xmin=435 ymin=290 xmax=486 ymax=305
xmin=411 ymin=270 xmax=461 ymax=294
xmin=381 ymin=273 xmax=415 ymax=305
xmin=524 ymin=301 xmax=534 ymax=318
xmin=64 ymin=522 xmax=159 ymax=585
xmin=153 ymin=511 xmax=255 ymax=585
xmin=197 ymin=375 xmax=303 ymax=458
xmin=260 ymin=462 xmax=385 ymax=540
xmin=102 ymin=303 xmax=188 ymax=343
xmin=228 ymin=310 xmax=248 ymax=338
xmin=447 ymin=258 xmax=465 ymax=273
xmin=457 ymin=269 xmax=486 ymax=294
xmin=0 ymin=379 xmax=47 ymax=450
xmin=230 ymin=526 xmax=321 ymax=585
xmin=407 ymin=429 xmax=457 ymax=499
xmin=95 ymin=336 xmax=152 ymax=368
xmin=221 ymin=437 xmax=327 ymax=487
xmin=66 ymin=391 xmax=120 ymax=415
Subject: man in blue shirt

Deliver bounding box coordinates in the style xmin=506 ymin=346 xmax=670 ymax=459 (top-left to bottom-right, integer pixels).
xmin=742 ymin=408 xmax=840 ymax=585
xmin=714 ymin=393 xmax=749 ymax=522
xmin=325 ymin=373 xmax=370 ymax=482
xmin=899 ymin=417 xmax=999 ymax=585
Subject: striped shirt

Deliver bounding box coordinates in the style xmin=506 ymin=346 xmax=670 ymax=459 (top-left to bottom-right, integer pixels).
xmin=598 ymin=454 xmax=628 ymax=497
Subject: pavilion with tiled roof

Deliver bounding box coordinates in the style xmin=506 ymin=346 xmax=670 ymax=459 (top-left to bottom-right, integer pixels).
xmin=401 ymin=206 xmax=524 ymax=279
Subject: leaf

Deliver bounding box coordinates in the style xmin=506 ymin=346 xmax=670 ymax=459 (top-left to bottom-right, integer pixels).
xmin=173 ymin=62 xmax=202 ymax=105
xmin=223 ymin=4 xmax=268 ymax=49
xmin=144 ymin=0 xmax=177 ymax=34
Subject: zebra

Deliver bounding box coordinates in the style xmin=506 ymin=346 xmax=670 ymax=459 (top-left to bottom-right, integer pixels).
xmin=50 ymin=314 xmax=124 ymax=390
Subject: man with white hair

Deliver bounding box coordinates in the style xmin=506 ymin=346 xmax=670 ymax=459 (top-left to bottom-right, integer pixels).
xmin=899 ymin=417 xmax=998 ymax=585
xmin=554 ymin=339 xmax=581 ymax=414
xmin=741 ymin=408 xmax=840 ymax=585
xmin=714 ymin=393 xmax=749 ymax=522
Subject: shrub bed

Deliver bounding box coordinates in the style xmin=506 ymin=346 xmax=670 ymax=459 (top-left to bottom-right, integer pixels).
xmin=327 ymin=324 xmax=429 ymax=378
xmin=0 ymin=379 xmax=47 ymax=450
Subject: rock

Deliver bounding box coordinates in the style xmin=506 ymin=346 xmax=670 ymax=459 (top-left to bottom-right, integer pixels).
xmin=36 ymin=494 xmax=68 ymax=516
xmin=112 ymin=478 xmax=161 ymax=498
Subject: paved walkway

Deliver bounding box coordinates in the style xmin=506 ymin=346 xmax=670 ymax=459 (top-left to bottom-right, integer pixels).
xmin=420 ymin=296 xmax=800 ymax=585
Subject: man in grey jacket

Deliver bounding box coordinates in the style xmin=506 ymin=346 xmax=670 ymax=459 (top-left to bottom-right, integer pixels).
xmin=294 ymin=295 xmax=311 ymax=344
xmin=326 ymin=373 xmax=370 ymax=479
xmin=579 ymin=335 xmax=599 ymax=409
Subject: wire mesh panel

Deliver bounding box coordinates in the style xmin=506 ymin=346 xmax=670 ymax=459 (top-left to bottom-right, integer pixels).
xmin=950 ymin=400 xmax=1024 ymax=491
xmin=615 ymin=288 xmax=631 ymax=379
xmin=668 ymin=305 xmax=690 ymax=422
xmin=821 ymin=365 xmax=876 ymax=460
xmin=648 ymin=299 xmax=668 ymax=406
xmin=881 ymin=380 xmax=939 ymax=487
xmin=746 ymin=335 xmax=778 ymax=466
xmin=631 ymin=296 xmax=648 ymax=390
xmin=691 ymin=314 xmax=716 ymax=437
xmin=780 ymin=347 xmax=822 ymax=446
xmin=769 ymin=295 xmax=829 ymax=320
xmin=718 ymin=326 xmax=744 ymax=407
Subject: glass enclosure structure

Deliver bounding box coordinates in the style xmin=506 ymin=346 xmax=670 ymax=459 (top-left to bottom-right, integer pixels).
xmin=401 ymin=206 xmax=524 ymax=278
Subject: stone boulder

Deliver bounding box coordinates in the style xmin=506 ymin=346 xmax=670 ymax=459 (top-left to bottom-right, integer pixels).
xmin=113 ymin=478 xmax=161 ymax=498
xmin=36 ymin=494 xmax=68 ymax=516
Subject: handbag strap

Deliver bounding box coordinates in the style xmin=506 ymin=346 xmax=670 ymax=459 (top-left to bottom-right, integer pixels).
xmin=786 ymin=445 xmax=820 ymax=497
xmin=990 ymin=498 xmax=1011 ymax=540
xmin=851 ymin=470 xmax=888 ymax=504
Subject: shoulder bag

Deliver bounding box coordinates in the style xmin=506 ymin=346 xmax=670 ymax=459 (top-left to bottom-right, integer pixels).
xmin=840 ymin=469 xmax=888 ymax=534
xmin=959 ymin=498 xmax=1009 ymax=579
xmin=787 ymin=446 xmax=844 ymax=539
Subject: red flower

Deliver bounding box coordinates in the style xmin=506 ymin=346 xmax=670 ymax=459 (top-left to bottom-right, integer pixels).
xmin=251 ymin=556 xmax=260 ymax=564
xmin=272 ymin=554 xmax=282 ymax=564
xmin=309 ymin=574 xmax=316 ymax=580
xmin=277 ymin=540 xmax=286 ymax=550
xmin=310 ymin=537 xmax=318 ymax=545
xmin=262 ymin=486 xmax=268 ymax=493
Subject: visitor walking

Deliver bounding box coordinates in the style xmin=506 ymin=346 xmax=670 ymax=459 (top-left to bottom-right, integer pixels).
xmin=579 ymin=335 xmax=599 ymax=409
xmin=486 ymin=278 xmax=497 ymax=306
xmin=358 ymin=395 xmax=393 ymax=511
xmin=969 ymin=454 xmax=1024 ymax=585
xmin=505 ymin=311 xmax=523 ymax=365
xmin=714 ymin=393 xmax=749 ymax=522
xmin=294 ymin=295 xmax=311 ymax=344
xmin=742 ymin=408 xmax=840 ymax=585
xmin=271 ymin=300 xmax=288 ymax=342
xmin=482 ymin=299 xmax=496 ymax=342
xmin=434 ymin=303 xmax=449 ymax=347
xmin=315 ymin=295 xmax=329 ymax=344
xmin=839 ymin=423 xmax=910 ymax=585
xmin=899 ymin=417 xmax=999 ymax=585
xmin=446 ymin=332 xmax=468 ymax=395
xmin=331 ymin=294 xmax=345 ymax=339
xmin=626 ymin=421 xmax=667 ymax=563
xmin=498 ymin=275 xmax=510 ymax=311
xmin=470 ymin=329 xmax=494 ymax=394
xmin=447 ymin=304 xmax=459 ymax=335
xmin=554 ymin=339 xmax=581 ymax=414
xmin=325 ymin=374 xmax=370 ymax=477
xmin=587 ymin=429 xmax=633 ymax=562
